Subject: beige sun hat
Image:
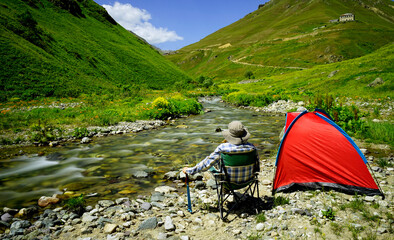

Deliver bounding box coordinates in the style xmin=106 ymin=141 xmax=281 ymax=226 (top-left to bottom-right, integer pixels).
xmin=222 ymin=121 xmax=251 ymax=145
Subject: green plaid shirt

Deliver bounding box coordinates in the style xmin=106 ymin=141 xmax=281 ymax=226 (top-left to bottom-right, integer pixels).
xmin=186 ymin=142 xmax=258 ymax=183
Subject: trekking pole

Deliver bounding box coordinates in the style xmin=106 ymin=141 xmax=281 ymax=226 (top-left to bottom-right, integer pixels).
xmin=185 ymin=173 xmax=193 ymax=213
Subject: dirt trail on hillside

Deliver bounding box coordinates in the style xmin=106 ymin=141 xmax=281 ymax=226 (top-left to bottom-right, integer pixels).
xmin=231 ymin=56 xmax=308 ymax=70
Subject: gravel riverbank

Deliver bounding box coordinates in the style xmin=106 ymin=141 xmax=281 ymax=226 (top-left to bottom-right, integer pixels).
xmin=0 ymin=149 xmax=392 ymax=240
xmin=0 ymin=98 xmax=392 ymax=239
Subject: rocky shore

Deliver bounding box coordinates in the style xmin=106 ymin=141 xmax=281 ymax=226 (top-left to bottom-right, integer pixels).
xmin=0 ymin=120 xmax=167 ymax=159
xmin=0 ymin=148 xmax=392 ymax=240
xmin=0 ymin=98 xmax=392 ymax=239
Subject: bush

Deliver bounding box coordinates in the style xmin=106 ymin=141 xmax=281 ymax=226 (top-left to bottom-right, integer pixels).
xmin=223 ymin=91 xmax=276 ymax=107
xmin=244 ymin=71 xmax=255 ymax=79
xmin=29 ymin=123 xmax=61 ymax=144
xmin=140 ymin=95 xmax=202 ymax=120
xmin=72 ymin=127 xmax=89 ymax=139
xmin=321 ymin=207 xmax=335 ymax=220
xmin=307 ymin=94 xmax=368 ymax=136
xmin=64 ymin=194 xmax=86 ymax=215
xmin=273 ymin=195 xmax=290 ymax=207
xmin=256 ymin=212 xmax=266 ymax=223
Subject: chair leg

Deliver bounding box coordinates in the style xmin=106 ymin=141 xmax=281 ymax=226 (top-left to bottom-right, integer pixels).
xmin=217 ymin=183 xmax=224 ymax=220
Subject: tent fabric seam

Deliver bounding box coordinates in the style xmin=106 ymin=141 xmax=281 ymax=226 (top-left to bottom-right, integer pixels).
xmin=314 ymin=112 xmax=368 ymax=164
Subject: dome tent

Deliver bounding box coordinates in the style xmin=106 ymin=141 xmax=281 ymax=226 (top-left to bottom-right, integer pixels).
xmin=272 ymin=109 xmax=384 ymax=198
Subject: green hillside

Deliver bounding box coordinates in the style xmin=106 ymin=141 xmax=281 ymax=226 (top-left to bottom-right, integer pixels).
xmin=166 ymin=0 xmax=394 ymax=80
xmin=224 ymin=42 xmax=393 ymax=99
xmin=0 ymin=0 xmax=190 ymax=101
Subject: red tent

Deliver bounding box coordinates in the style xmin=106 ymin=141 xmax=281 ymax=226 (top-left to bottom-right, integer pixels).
xmin=273 ymin=110 xmax=384 ymax=197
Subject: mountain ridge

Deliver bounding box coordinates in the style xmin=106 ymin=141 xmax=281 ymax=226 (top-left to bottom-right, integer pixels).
xmin=166 ymin=0 xmax=394 ymax=80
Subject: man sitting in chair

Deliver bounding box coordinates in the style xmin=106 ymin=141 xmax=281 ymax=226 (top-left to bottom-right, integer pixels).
xmin=182 ymin=120 xmax=258 ymax=181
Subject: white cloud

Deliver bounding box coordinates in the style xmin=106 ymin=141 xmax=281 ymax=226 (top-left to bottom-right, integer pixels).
xmin=102 ymin=2 xmax=183 ymax=44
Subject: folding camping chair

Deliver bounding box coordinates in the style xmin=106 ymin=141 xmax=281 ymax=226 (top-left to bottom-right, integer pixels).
xmin=212 ymin=149 xmax=260 ymax=220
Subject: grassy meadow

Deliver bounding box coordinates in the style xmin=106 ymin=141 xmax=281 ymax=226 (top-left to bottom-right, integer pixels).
xmin=0 ymin=0 xmax=392 ymax=149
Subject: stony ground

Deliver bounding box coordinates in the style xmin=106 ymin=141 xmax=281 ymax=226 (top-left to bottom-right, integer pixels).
xmin=1 ymin=142 xmax=392 ymax=240
xmin=0 ymin=99 xmax=392 ymax=240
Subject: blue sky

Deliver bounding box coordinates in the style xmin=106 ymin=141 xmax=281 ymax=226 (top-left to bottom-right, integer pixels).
xmin=93 ymin=1 xmax=269 ymax=50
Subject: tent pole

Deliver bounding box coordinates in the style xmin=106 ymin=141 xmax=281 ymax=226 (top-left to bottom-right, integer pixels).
xmin=366 ymin=162 xmax=385 ymax=200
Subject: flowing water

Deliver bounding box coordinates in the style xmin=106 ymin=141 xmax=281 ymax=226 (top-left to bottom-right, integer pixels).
xmin=0 ymin=98 xmax=284 ymax=208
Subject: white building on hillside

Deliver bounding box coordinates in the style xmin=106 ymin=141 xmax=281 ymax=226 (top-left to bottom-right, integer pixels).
xmin=340 ymin=13 xmax=355 ymax=22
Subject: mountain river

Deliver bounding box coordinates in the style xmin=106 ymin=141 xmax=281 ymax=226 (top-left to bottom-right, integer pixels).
xmin=0 ymin=97 xmax=284 ymax=209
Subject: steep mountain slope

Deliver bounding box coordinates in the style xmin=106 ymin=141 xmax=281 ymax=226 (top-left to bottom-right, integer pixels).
xmin=0 ymin=0 xmax=190 ymax=101
xmin=166 ymin=0 xmax=394 ymax=79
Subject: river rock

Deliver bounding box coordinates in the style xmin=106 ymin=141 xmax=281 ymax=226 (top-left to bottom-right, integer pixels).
xmin=151 ymin=193 xmax=165 ymax=202
xmin=195 ymin=181 xmax=206 ymax=189
xmin=81 ymin=137 xmax=91 ymax=144
xmin=296 ymin=106 xmax=307 ymax=112
xmin=189 ymin=173 xmax=203 ymax=181
xmin=38 ymin=196 xmax=60 ymax=207
xmin=157 ymin=232 xmax=168 ymax=240
xmin=256 ymin=223 xmax=265 ymax=231
xmin=141 ymin=202 xmax=152 ymax=211
xmin=164 ymin=216 xmax=175 ymax=231
xmin=98 ymin=200 xmax=115 ymax=208
xmin=10 ymin=220 xmax=31 ymax=236
xmin=206 ymin=179 xmax=217 ymax=189
xmin=292 ymin=208 xmax=306 ymax=215
xmin=82 ymin=213 xmax=98 ymax=223
xmin=164 ymin=171 xmax=178 ymax=180
xmin=3 ymin=207 xmax=19 ymax=215
xmin=155 ymin=186 xmax=177 ymax=194
xmin=104 ymin=223 xmax=117 ymax=234
xmin=364 ymin=196 xmax=375 ymax=202
xmin=138 ymin=217 xmax=158 ymax=230
xmin=377 ymin=227 xmax=387 ymax=234
xmin=115 ymin=197 xmax=130 ymax=205
xmin=132 ymin=170 xmax=149 ymax=178
xmin=1 ymin=213 xmax=12 ymax=222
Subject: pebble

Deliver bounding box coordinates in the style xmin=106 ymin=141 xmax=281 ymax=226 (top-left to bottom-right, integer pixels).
xmin=1 ymin=213 xmax=12 ymax=222
xmin=138 ymin=217 xmax=157 ymax=230
xmin=256 ymin=223 xmax=265 ymax=231
xmin=81 ymin=213 xmax=98 ymax=223
xmin=157 ymin=232 xmax=168 ymax=240
xmin=364 ymin=196 xmax=375 ymax=202
xmin=141 ymin=202 xmax=152 ymax=211
xmin=98 ymin=200 xmax=115 ymax=208
xmin=80 ymin=137 xmax=91 ymax=144
xmin=104 ymin=223 xmax=117 ymax=234
xmin=164 ymin=216 xmax=175 ymax=231
xmin=155 ymin=186 xmax=177 ymax=194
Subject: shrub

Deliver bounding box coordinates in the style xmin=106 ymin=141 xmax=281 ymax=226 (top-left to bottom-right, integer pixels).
xmin=64 ymin=194 xmax=86 ymax=215
xmin=307 ymin=94 xmax=368 ymax=136
xmin=256 ymin=212 xmax=266 ymax=223
xmin=321 ymin=207 xmax=335 ymax=220
xmin=223 ymin=91 xmax=276 ymax=107
xmin=140 ymin=96 xmax=202 ymax=120
xmin=72 ymin=127 xmax=89 ymax=139
xmin=273 ymin=195 xmax=290 ymax=207
xmin=244 ymin=71 xmax=255 ymax=79
xmin=29 ymin=123 xmax=61 ymax=144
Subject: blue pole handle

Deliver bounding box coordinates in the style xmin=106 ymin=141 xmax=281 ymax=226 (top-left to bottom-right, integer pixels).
xmin=186 ymin=173 xmax=192 ymax=213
